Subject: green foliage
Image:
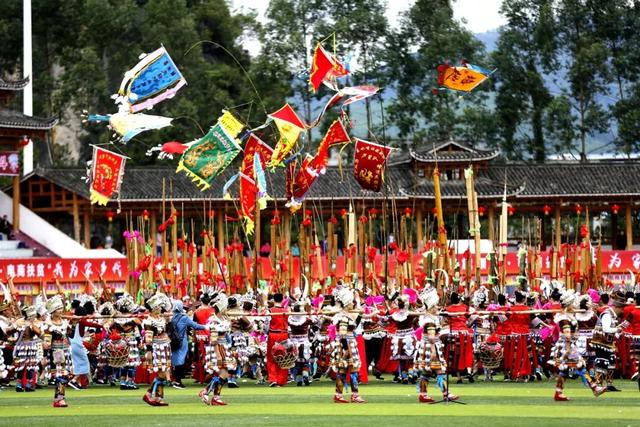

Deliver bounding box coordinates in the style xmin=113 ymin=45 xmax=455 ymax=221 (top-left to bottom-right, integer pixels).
xmin=385 ymin=0 xmax=488 ymax=149
xmin=1 ymin=0 xmax=640 ymax=165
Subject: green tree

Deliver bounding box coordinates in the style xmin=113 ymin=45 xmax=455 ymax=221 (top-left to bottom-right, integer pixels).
xmin=318 ymin=0 xmax=390 ymax=139
xmin=491 ymin=0 xmax=556 ymax=161
xmin=555 ymin=0 xmax=611 ymax=162
xmin=386 ymin=0 xmax=486 ymax=149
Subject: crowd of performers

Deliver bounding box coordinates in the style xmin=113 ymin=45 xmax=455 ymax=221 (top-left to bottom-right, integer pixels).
xmin=1 ymin=278 xmax=640 ymax=408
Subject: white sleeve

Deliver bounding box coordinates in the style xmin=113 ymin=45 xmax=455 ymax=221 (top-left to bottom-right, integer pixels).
xmin=600 ymin=312 xmax=617 ymax=334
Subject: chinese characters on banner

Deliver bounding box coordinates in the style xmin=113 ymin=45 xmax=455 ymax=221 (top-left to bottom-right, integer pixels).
xmin=0 ymin=151 xmax=20 ymax=176
xmin=353 ymin=138 xmax=392 ymax=192
xmin=0 ymin=258 xmax=126 ymax=284
xmin=90 ymin=147 xmax=127 ymax=205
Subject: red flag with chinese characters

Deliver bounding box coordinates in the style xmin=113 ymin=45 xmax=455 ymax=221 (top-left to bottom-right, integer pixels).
xmin=309 ymin=43 xmax=349 ymax=92
xmin=241 ymin=133 xmax=273 ymax=178
xmin=353 ymin=138 xmax=392 ymax=192
xmin=90 ymin=147 xmax=127 ymax=205
xmin=309 ymin=120 xmax=350 ymax=173
xmin=436 ymin=62 xmax=491 ymax=93
xmin=239 ymin=173 xmax=257 ymax=235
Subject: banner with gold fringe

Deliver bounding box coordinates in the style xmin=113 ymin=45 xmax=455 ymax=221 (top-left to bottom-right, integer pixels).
xmin=176 ymin=111 xmax=244 ymax=191
xmin=90 ymin=146 xmax=127 ymax=206
xmin=353 ymin=138 xmax=392 ymax=192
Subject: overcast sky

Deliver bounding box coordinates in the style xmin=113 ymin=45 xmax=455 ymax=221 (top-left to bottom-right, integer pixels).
xmin=231 ymin=0 xmax=506 ymax=52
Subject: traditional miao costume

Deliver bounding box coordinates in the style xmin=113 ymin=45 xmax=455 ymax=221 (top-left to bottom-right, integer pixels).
xmin=331 ymin=286 xmax=365 ymax=403
xmin=266 ymin=301 xmax=289 ymax=386
xmin=504 ymin=296 xmax=538 ymax=381
xmin=0 ymin=303 xmax=13 ymax=384
xmin=105 ymin=295 xmax=140 ymax=389
xmin=550 ymin=291 xmax=606 ymax=401
xmin=43 ymin=296 xmax=72 ymax=407
xmin=389 ymin=297 xmax=416 ymax=384
xmin=361 ymin=296 xmax=387 ymax=380
xmin=142 ymin=293 xmax=172 ymax=406
xmin=444 ymin=295 xmax=474 ymax=381
xmin=199 ymin=293 xmax=233 ymax=406
xmin=622 ymin=295 xmax=640 ymax=388
xmin=591 ymin=294 xmax=622 ymax=390
xmin=13 ymin=305 xmax=43 ymax=392
xmin=414 ymin=286 xmax=458 ymax=402
xmin=288 ymin=303 xmax=313 ymax=386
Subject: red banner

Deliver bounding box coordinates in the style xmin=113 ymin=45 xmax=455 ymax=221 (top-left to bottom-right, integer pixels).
xmin=239 ymin=173 xmax=257 ymax=230
xmin=3 ymin=251 xmax=639 ymax=294
xmin=0 ymin=151 xmax=20 ymax=176
xmin=241 ymin=133 xmax=273 ymax=178
xmin=310 ymin=120 xmax=350 ymax=173
xmin=353 ymin=138 xmax=391 ymax=192
xmin=90 ymin=146 xmax=127 ymax=205
xmin=0 ymin=258 xmax=127 ymax=295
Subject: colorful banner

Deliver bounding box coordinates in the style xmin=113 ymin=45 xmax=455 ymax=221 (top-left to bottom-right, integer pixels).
xmin=0 ymin=258 xmax=127 ymax=284
xmin=0 ymin=151 xmax=20 ymax=176
xmin=341 ymin=85 xmax=380 ymax=106
xmin=90 ymin=147 xmax=127 ymax=206
xmin=239 ymin=173 xmax=258 ymax=234
xmin=437 ymin=62 xmax=492 ymax=92
xmin=3 ymin=251 xmax=640 ymax=294
xmin=267 ymin=104 xmax=306 ymax=168
xmin=177 ymin=111 xmax=244 ymax=190
xmin=117 ymin=46 xmax=187 ymax=113
xmin=353 ymin=138 xmax=392 ymax=192
xmin=310 ymin=119 xmax=350 ymax=173
xmin=242 ymin=133 xmax=273 ymax=177
xmin=290 ymin=154 xmax=320 ymax=204
xmin=309 ymin=43 xmax=349 ymax=92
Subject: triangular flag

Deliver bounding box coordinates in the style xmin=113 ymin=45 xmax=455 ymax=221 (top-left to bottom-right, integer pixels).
xmin=267 ymin=104 xmax=306 ymax=168
xmin=309 ymin=120 xmax=350 ymax=173
xmin=309 ymin=43 xmax=349 ymax=92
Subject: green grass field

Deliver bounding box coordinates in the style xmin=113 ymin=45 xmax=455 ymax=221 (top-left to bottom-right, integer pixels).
xmin=0 ymin=377 xmax=638 ymax=427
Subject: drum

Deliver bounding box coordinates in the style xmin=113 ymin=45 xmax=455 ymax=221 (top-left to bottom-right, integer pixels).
xmin=104 ymin=339 xmax=130 ymax=368
xmin=272 ymin=340 xmax=298 ymax=369
xmin=477 ymin=341 xmax=504 ymax=369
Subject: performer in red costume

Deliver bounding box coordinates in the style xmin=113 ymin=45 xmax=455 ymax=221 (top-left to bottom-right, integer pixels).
xmin=505 ymin=291 xmax=537 ymax=381
xmin=622 ymin=292 xmax=640 ymax=389
xmin=266 ymin=293 xmax=289 ymax=387
xmin=192 ymin=288 xmax=215 ymax=383
xmin=444 ymin=292 xmax=475 ymax=383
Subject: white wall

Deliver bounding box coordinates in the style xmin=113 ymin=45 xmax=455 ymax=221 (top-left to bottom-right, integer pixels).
xmin=0 ymin=191 xmax=124 ymax=259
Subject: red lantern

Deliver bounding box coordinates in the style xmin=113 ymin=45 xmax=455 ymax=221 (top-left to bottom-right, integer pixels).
xmin=369 ymin=208 xmax=378 ymax=218
xmin=329 ymin=216 xmax=338 ymax=225
xmin=208 ymin=209 xmax=215 ymax=219
xmin=508 ymin=205 xmax=515 ymax=216
xmin=105 ymin=211 xmax=115 ymax=222
xmin=575 ymin=204 xmax=582 ymax=215
xmin=404 ymin=207 xmax=412 ymax=218
xmin=431 ymin=207 xmax=438 ymax=215
xmin=304 ymin=209 xmax=312 ymax=217
xmin=543 ymin=205 xmax=552 ymax=216
xmin=142 ymin=209 xmax=150 ymax=221
xmin=271 ymin=210 xmax=281 ymax=225
xmin=340 ymin=208 xmax=348 ymax=218
xmin=611 ymin=204 xmax=620 ymax=215
xmin=478 ymin=206 xmax=486 ymax=217
xmin=359 ymin=215 xmax=368 ymax=224
xmin=302 ymin=217 xmax=312 ymax=227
